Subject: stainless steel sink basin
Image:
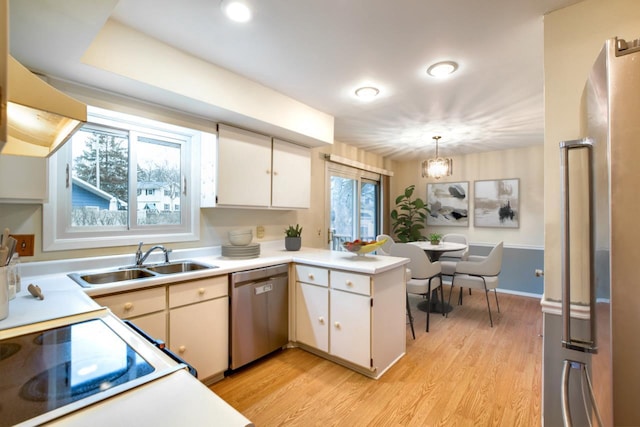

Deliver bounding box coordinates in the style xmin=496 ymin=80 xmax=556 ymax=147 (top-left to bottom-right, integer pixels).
xmin=146 ymin=261 xmax=216 ymax=274
xmin=68 ymin=260 xmax=218 ymax=287
xmin=70 ymin=268 xmax=156 ymax=286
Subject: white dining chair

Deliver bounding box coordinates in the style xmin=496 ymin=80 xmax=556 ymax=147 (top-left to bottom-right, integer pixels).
xmin=389 ymin=243 xmax=444 ymax=334
xmin=447 ymin=241 xmax=503 ymax=327
xmin=439 ymin=233 xmax=469 ymax=278
xmin=375 ymin=234 xmax=394 ymax=255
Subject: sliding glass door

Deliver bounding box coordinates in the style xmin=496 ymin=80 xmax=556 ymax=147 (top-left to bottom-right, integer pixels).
xmin=327 ymin=164 xmax=381 ymax=251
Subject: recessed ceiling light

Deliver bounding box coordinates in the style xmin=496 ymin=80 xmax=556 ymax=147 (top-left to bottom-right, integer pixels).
xmin=355 ymin=86 xmax=380 ymax=100
xmin=221 ymin=0 xmax=252 ymax=23
xmin=427 ymin=61 xmax=458 ymax=77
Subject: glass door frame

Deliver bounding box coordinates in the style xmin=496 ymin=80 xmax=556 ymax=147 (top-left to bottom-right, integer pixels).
xmin=325 ymin=162 xmax=383 ymax=251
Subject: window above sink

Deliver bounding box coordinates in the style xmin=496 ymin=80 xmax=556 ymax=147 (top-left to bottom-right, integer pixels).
xmin=43 ymin=106 xmax=215 ymax=251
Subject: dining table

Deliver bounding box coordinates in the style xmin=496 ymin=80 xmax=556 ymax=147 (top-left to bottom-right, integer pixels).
xmin=407 ymin=240 xmax=468 ymax=313
xmin=407 ymin=241 xmax=468 ymax=262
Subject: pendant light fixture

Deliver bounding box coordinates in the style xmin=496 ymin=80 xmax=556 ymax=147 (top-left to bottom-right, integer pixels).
xmin=421 ymin=136 xmax=453 ymax=179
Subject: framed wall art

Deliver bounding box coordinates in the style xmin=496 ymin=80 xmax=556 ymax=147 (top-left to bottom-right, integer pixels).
xmin=426 ymin=181 xmax=469 ymax=227
xmin=474 ymin=178 xmax=519 ymax=228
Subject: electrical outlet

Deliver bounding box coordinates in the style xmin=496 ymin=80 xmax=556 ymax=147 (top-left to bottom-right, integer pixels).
xmin=256 ymin=225 xmax=265 ymax=239
xmin=11 ymin=234 xmax=35 ymax=257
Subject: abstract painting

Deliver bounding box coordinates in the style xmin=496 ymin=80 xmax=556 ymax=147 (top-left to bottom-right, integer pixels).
xmin=474 ymin=178 xmax=519 ymax=228
xmin=426 ymin=182 xmax=469 ymax=226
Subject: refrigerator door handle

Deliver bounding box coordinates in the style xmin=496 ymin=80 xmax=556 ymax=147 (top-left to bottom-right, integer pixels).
xmin=559 ymin=139 xmax=597 ymax=353
xmin=561 ymin=359 xmax=605 ymax=427
xmin=561 ymin=359 xmax=573 ymax=427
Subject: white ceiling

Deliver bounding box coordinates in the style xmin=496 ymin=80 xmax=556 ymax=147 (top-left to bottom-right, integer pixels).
xmin=8 ymin=0 xmax=583 ymax=161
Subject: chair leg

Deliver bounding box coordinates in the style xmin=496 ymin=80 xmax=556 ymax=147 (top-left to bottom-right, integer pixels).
xmin=425 ymin=283 xmax=432 ymax=332
xmin=482 ymin=279 xmax=493 ymax=327
xmin=494 ymin=289 xmax=500 ymax=313
xmin=406 ymin=291 xmax=415 ymax=339
xmin=446 ymin=281 xmax=455 ymax=318
xmin=439 ymin=284 xmax=445 ymax=317
xmin=458 ymin=287 xmax=463 ymax=305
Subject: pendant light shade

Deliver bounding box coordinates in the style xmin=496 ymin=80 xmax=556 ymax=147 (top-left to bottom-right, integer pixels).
xmin=421 ymin=136 xmax=453 ymax=179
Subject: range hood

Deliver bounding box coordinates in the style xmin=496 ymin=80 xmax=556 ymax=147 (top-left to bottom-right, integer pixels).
xmin=1 ymin=56 xmax=87 ymax=157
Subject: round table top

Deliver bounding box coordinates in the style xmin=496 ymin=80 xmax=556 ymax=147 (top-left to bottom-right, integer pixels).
xmin=407 ymin=241 xmax=467 ymax=253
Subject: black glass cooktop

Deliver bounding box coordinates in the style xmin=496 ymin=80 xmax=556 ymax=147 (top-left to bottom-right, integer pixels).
xmin=0 ymin=319 xmax=155 ymax=426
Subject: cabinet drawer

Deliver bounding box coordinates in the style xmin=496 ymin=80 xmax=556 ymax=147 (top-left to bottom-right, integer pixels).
xmin=331 ymin=270 xmax=371 ymax=296
xmin=169 ymin=275 xmax=228 ymax=308
xmin=295 ymin=264 xmax=329 ymax=287
xmin=94 ymin=286 xmax=166 ymax=319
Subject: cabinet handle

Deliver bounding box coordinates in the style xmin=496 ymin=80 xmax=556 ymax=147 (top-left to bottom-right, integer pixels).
xmin=124 ymin=302 xmax=133 ymax=311
xmin=266 ymin=170 xmax=271 ymax=174
xmin=346 ymin=280 xmax=353 ymax=287
xmin=308 ymin=273 xmax=315 ymax=280
xmin=318 ymin=316 xmax=325 ymax=324
xmin=334 ymin=322 xmax=341 ymax=329
xmin=198 ymin=287 xmax=206 ymax=295
xmin=179 ymin=345 xmax=186 ymax=353
xmin=273 ymin=171 xmax=278 ymax=176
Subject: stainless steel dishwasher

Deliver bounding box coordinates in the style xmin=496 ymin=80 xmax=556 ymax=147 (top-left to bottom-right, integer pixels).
xmin=230 ymin=264 xmax=289 ymax=370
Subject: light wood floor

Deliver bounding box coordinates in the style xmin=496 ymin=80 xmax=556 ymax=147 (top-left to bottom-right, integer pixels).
xmin=210 ymin=286 xmax=543 ymax=426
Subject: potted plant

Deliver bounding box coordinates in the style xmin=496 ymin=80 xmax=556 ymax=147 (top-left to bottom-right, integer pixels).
xmin=284 ymin=224 xmax=303 ymax=251
xmin=428 ymin=233 xmax=443 ymax=245
xmin=391 ymin=185 xmax=429 ymax=242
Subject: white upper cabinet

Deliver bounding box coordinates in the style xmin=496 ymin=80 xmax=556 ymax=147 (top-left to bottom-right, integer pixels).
xmin=216 ymin=124 xmax=272 ymax=207
xmin=210 ymin=124 xmax=311 ymax=209
xmin=271 ymin=138 xmax=310 ymax=209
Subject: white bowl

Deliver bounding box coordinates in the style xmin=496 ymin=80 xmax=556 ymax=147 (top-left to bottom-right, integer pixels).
xmin=228 ymin=230 xmax=253 ymax=246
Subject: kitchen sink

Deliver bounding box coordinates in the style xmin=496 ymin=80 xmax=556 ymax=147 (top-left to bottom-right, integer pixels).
xmin=68 ymin=260 xmax=218 ymax=288
xmin=69 ymin=268 xmax=156 ymax=286
xmin=146 ymin=261 xmax=216 ymax=274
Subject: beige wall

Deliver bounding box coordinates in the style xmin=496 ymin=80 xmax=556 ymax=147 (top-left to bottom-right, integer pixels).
xmin=392 ymin=144 xmax=544 ymax=247
xmin=543 ymin=0 xmax=640 ymax=301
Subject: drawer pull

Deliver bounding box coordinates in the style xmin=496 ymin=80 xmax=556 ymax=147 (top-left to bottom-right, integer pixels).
xmin=318 ymin=316 xmax=325 ymax=324
xmin=179 ymin=345 xmax=186 ymax=353
xmin=198 ymin=287 xmax=206 ymax=295
xmin=308 ymin=273 xmax=315 ymax=280
xmin=334 ymin=322 xmax=341 ymax=329
xmin=124 ymin=302 xmax=133 ymax=311
xmin=346 ymin=280 xmax=353 ymax=287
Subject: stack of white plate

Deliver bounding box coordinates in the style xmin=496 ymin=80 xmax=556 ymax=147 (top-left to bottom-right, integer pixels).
xmin=221 ymin=243 xmax=260 ymax=259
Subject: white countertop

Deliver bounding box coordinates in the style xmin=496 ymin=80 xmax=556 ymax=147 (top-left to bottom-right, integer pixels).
xmin=13 ymin=240 xmax=408 ymax=299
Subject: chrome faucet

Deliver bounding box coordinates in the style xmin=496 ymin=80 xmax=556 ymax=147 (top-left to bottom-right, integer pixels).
xmin=135 ymin=242 xmax=172 ymax=266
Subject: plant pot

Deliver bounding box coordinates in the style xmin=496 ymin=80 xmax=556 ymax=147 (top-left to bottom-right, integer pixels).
xmin=285 ymin=236 xmax=302 ymax=251
xmin=430 ymin=240 xmax=440 ymax=245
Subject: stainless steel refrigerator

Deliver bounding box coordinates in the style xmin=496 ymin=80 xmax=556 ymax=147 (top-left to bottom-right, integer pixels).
xmin=556 ymin=37 xmax=640 ymax=426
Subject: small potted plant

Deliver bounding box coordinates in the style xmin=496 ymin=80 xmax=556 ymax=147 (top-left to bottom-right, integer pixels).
xmin=285 ymin=224 xmax=303 ymax=251
xmin=428 ymin=232 xmax=443 ymax=245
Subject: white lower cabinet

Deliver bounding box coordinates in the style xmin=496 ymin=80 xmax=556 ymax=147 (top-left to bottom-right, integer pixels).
xmin=294 ymin=264 xmax=405 ymax=378
xmin=169 ymin=276 xmax=229 ymax=383
xmin=93 ymin=286 xmax=167 ymax=342
xmin=330 ymin=288 xmax=371 ymax=368
xmin=93 ymin=275 xmax=229 ymax=384
xmin=295 ymin=281 xmax=329 ymax=352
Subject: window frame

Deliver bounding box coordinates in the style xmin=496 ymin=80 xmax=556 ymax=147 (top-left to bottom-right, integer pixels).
xmin=42 ymin=106 xmax=203 ymax=252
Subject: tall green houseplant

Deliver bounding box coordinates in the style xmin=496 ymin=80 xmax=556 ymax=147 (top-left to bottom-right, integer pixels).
xmin=391 ymin=184 xmax=429 ymax=242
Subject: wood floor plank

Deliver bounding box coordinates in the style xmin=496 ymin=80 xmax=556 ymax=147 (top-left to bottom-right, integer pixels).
xmin=210 ymin=287 xmax=543 ymax=426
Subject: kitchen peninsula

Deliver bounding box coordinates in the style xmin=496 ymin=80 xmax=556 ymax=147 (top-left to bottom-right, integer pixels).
xmin=0 ymin=242 xmax=408 ymax=425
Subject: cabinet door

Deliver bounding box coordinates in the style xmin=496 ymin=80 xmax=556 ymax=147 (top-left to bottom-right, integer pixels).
xmin=216 ymin=124 xmax=271 ymax=207
xmin=330 ymin=289 xmax=371 ymax=368
xmin=271 ymin=138 xmax=311 ymax=208
xmin=128 ymin=311 xmax=167 ymax=343
xmin=169 ymin=297 xmax=229 ymax=381
xmin=0 ymin=155 xmax=46 ymax=202
xmin=296 ymin=282 xmax=329 ymax=352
